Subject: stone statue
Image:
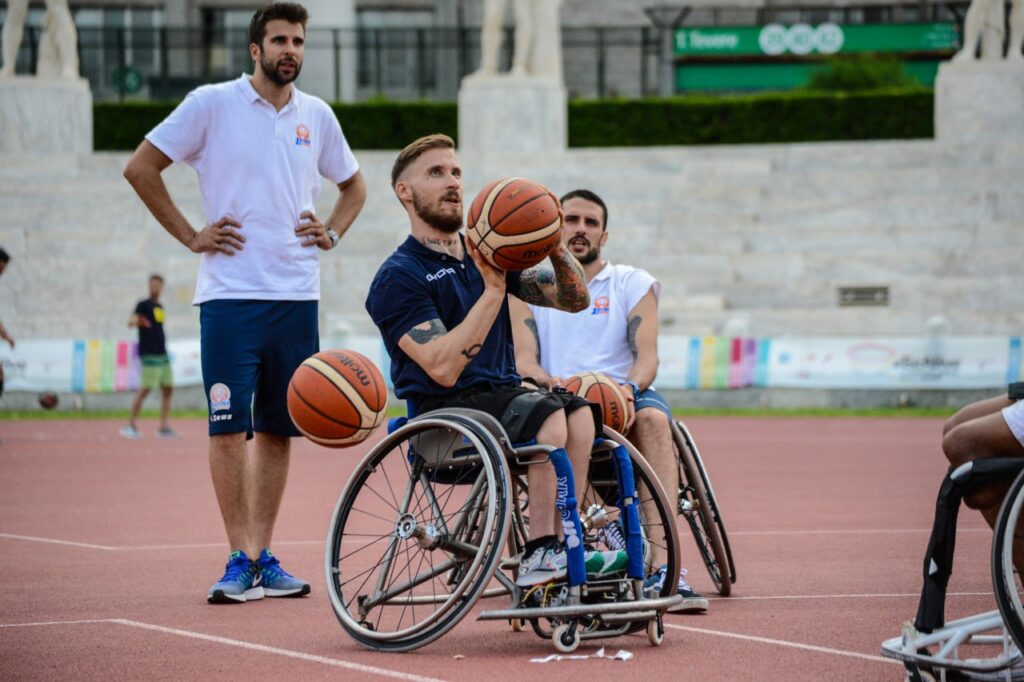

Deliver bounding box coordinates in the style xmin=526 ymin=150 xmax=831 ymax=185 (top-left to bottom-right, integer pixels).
xmin=953 ymin=0 xmax=1023 ymax=62
xmin=0 ymin=0 xmax=80 ymax=79
xmin=471 ymin=0 xmax=563 ymax=82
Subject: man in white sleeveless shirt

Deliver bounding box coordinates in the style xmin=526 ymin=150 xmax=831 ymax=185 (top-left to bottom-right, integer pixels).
xmin=510 ymin=189 xmax=708 ymax=614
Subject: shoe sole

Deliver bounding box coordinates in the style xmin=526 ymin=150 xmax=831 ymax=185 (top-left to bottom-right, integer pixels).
xmin=264 ymin=584 xmax=311 ymax=598
xmin=207 ymin=586 xmax=264 ymax=604
xmin=668 ymin=598 xmax=709 ymax=614
xmin=515 ymin=570 xmax=568 ymax=587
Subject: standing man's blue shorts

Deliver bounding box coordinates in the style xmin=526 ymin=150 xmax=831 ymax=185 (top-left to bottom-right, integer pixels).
xmin=200 ymin=300 xmax=319 ymax=438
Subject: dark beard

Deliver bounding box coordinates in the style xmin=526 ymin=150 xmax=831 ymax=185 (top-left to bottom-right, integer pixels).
xmin=576 ymin=247 xmax=599 ymax=264
xmin=413 ymin=192 xmax=462 ymax=233
xmin=260 ymin=53 xmax=301 ymax=85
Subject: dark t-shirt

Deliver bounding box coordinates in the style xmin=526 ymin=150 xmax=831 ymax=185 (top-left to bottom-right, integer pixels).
xmin=365 ymin=235 xmax=522 ymax=409
xmin=135 ymin=299 xmax=167 ymax=356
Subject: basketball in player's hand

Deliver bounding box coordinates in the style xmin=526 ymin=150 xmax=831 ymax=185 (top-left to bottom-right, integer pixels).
xmin=466 ymin=178 xmax=562 ymax=271
xmin=287 ymin=350 xmax=388 ymax=447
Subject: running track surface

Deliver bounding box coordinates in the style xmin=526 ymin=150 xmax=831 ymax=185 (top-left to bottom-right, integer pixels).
xmin=0 ymin=417 xmax=996 ymax=681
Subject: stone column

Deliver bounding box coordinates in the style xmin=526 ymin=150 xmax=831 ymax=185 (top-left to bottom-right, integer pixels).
xmin=298 ymin=0 xmax=356 ymax=102
xmin=458 ymin=74 xmax=567 ymax=153
xmin=0 ymin=78 xmax=92 ymax=154
xmin=934 ymin=61 xmax=1024 ymax=146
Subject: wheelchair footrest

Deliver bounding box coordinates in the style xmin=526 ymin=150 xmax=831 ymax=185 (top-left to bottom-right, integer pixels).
xmin=880 ymin=610 xmax=1021 ymax=676
xmin=478 ymin=594 xmax=682 ymax=621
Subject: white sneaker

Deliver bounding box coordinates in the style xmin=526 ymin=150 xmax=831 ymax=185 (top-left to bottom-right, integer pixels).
xmin=119 ymin=425 xmax=142 ymax=439
xmin=516 ymin=539 xmax=566 ymax=587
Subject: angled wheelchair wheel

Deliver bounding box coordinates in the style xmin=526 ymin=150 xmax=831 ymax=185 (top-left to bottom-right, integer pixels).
xmin=992 ymin=467 xmax=1024 ymax=650
xmin=590 ymin=427 xmax=682 ymax=598
xmin=325 ymin=414 xmax=512 ymax=652
xmin=672 ymin=419 xmax=735 ymax=596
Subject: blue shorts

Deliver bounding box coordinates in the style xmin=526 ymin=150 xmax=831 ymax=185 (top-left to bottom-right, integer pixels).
xmin=635 ymin=387 xmax=672 ymax=420
xmin=200 ymin=300 xmax=319 ymax=438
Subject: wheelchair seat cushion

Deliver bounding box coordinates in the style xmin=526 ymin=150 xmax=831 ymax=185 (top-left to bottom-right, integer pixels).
xmin=417 ymin=385 xmax=599 ymax=445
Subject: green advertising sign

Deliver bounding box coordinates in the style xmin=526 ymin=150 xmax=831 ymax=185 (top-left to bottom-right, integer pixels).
xmin=674 ymin=23 xmax=959 ymax=57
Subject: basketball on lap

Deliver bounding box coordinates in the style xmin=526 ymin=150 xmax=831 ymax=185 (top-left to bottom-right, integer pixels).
xmin=466 ymin=177 xmax=562 ymax=271
xmin=563 ymin=372 xmax=629 ymax=433
xmin=287 ymin=349 xmax=388 ymax=447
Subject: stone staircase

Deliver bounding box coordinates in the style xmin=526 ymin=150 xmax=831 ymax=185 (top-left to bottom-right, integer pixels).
xmin=1 ymin=136 xmax=1022 ymax=343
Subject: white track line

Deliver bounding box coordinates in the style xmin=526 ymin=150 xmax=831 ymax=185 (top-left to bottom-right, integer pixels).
xmin=730 ymin=528 xmax=990 ymax=536
xmin=0 ymin=619 xmax=113 ymax=628
xmin=665 ymin=623 xmax=896 ymax=665
xmin=0 ymin=533 xmax=118 ymax=550
xmin=0 ymin=618 xmax=447 ymax=682
xmin=707 ymin=591 xmax=994 ymax=601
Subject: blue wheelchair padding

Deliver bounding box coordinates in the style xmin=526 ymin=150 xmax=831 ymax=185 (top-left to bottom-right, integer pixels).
xmin=608 ymin=441 xmax=645 ymax=580
xmin=547 ymin=448 xmax=587 ymax=588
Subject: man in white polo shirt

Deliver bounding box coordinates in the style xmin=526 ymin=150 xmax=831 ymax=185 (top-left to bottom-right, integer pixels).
xmin=510 ymin=188 xmax=708 ymax=614
xmin=123 ymin=2 xmax=366 ymax=605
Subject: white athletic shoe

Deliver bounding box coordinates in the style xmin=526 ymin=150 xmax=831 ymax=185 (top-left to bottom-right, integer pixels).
xmin=119 ymin=425 xmax=142 ymax=439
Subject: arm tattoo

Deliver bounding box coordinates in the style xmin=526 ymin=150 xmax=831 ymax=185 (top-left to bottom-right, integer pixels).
xmin=460 ymin=344 xmax=483 ymax=361
xmin=551 ymin=250 xmax=589 ymax=311
xmin=408 ymin=318 xmax=447 ymax=345
xmin=516 ymin=268 xmax=555 ymax=306
xmin=627 ymin=316 xmax=642 ymax=361
xmin=524 ymin=318 xmax=542 ymax=364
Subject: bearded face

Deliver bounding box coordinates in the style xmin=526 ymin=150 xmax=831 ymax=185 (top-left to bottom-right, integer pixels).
xmin=259 ymin=48 xmax=302 ymax=85
xmin=566 ymin=233 xmax=600 ymax=264
xmin=412 ymin=187 xmax=463 ymax=233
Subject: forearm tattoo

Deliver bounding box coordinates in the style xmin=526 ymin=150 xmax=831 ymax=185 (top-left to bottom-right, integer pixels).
xmin=524 ymin=318 xmax=542 ymax=364
xmin=408 ymin=318 xmax=447 ymax=345
xmin=461 ymin=344 xmax=483 ymax=361
xmin=627 ymin=316 xmax=641 ymax=361
xmin=552 ymin=250 xmax=589 ymax=311
xmin=517 ymin=267 xmax=555 ymax=306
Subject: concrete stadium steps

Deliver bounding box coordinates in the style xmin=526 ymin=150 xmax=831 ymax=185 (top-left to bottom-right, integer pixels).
xmin=1 ymin=138 xmax=1021 ymax=341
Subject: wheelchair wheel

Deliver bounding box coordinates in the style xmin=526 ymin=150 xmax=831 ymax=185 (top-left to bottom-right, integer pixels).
xmin=672 ymin=419 xmax=736 ymax=596
xmin=325 ymin=415 xmax=511 ymax=652
xmin=992 ymin=467 xmax=1024 ymax=649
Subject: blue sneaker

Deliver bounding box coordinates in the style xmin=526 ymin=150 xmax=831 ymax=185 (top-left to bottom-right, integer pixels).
xmin=644 ymin=564 xmax=709 ymax=614
xmin=256 ymin=549 xmax=310 ymax=598
xmin=207 ymin=550 xmax=263 ymax=604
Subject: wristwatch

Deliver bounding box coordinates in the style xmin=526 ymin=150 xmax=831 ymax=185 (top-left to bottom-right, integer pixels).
xmin=624 ymin=381 xmax=641 ymax=401
xmin=325 ymin=227 xmax=340 ymax=249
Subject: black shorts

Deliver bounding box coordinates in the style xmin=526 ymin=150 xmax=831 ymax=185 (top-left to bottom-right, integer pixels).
xmin=418 ymin=385 xmax=600 ymax=445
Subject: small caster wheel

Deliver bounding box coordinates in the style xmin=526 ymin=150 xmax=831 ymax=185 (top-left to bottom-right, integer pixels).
xmin=510 ymin=618 xmax=525 ymax=632
xmin=647 ymin=616 xmax=664 ymax=646
xmin=552 ymin=623 xmax=580 ymax=653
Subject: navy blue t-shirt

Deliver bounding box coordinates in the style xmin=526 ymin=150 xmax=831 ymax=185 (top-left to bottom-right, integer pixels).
xmin=366 ymin=235 xmax=522 ymax=407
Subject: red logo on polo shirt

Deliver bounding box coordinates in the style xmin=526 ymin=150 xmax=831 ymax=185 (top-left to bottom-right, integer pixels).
xmin=295 ymin=124 xmax=311 ymax=146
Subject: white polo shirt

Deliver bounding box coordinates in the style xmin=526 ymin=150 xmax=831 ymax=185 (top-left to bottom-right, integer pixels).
xmin=529 ymin=262 xmax=661 ymax=383
xmin=146 ymin=74 xmax=360 ymax=304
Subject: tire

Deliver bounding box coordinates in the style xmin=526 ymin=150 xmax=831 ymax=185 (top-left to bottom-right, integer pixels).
xmin=673 ymin=419 xmax=735 ymax=596
xmin=992 ymin=467 xmax=1024 ymax=650
xmin=325 ymin=414 xmax=511 ymax=652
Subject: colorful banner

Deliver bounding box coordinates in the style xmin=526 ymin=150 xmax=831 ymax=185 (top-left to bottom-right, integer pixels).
xmin=0 ymin=335 xmax=1016 ymax=394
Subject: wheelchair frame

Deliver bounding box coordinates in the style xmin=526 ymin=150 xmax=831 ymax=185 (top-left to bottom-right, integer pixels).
xmin=324 ymin=408 xmax=684 ymax=653
xmin=881 ymin=459 xmax=1024 ymax=681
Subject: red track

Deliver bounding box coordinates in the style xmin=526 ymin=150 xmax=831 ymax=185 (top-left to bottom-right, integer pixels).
xmin=0 ymin=417 xmax=995 ymax=680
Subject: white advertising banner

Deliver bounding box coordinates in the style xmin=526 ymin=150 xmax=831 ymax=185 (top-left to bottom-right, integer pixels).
xmin=0 ymin=335 xmax=1018 ymax=394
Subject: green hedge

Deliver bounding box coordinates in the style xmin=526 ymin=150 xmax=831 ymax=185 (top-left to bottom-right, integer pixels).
xmin=94 ymin=89 xmax=932 ymax=151
xmin=568 ymin=89 xmax=933 ymax=147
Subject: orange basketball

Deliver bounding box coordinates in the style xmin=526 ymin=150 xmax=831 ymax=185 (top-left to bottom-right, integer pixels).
xmin=287 ymin=349 xmax=388 ymax=448
xmin=563 ymin=372 xmax=629 ymax=433
xmin=466 ymin=177 xmax=562 ymax=271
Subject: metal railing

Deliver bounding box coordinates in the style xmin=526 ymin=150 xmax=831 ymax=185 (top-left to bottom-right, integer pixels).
xmin=6 ymin=25 xmax=661 ymax=102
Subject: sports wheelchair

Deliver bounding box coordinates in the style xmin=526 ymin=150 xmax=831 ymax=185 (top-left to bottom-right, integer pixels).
xmin=672 ymin=418 xmax=737 ymax=597
xmin=882 ymin=458 xmax=1024 ymax=681
xmin=324 ymin=407 xmax=685 ymax=653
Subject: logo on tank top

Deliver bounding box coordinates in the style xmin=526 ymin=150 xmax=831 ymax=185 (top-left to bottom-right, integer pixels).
xmin=295 ymin=124 xmax=311 ymax=146
xmin=591 ymin=296 xmax=610 ymax=315
xmin=210 ymin=383 xmax=231 ymax=412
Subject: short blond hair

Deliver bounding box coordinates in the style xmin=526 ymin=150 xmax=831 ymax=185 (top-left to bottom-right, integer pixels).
xmin=391 ymin=134 xmax=455 ymax=187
